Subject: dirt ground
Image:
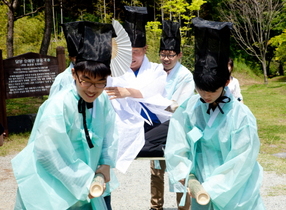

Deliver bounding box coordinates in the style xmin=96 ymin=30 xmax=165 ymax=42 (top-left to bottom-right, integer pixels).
xmin=1 ymin=154 xmax=286 ymax=210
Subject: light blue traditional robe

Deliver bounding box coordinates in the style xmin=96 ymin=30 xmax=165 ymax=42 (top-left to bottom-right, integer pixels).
xmin=165 ymin=87 xmax=265 ymax=210
xmin=49 ymin=62 xmax=74 ymax=98
xmin=164 ymin=61 xmax=194 ymax=105
xmin=154 ymin=61 xmax=195 ymax=192
xmin=12 ymin=83 xmax=118 ymax=210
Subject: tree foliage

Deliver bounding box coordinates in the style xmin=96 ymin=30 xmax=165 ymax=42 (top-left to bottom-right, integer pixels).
xmin=14 ymin=12 xmax=44 ymax=55
xmin=0 ymin=4 xmax=8 ymax=58
xmin=145 ymin=21 xmax=162 ymax=63
xmin=269 ymin=29 xmax=286 ymax=75
xmin=0 ymin=0 xmax=285 ymax=78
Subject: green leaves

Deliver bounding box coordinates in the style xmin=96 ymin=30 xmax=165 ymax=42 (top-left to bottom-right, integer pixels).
xmin=161 ymin=0 xmax=206 ymax=21
xmin=269 ymin=29 xmax=286 ymax=62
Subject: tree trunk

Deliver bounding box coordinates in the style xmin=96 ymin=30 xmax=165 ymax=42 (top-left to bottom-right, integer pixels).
xmin=279 ymin=61 xmax=284 ymax=76
xmin=161 ymin=3 xmax=164 ymax=22
xmin=266 ymin=59 xmax=271 ymax=76
xmin=262 ymin=59 xmax=268 ymax=84
xmin=113 ymin=0 xmax=115 ymax=19
xmin=6 ymin=8 xmax=14 ymax=58
xmin=40 ymin=0 xmax=52 ymax=55
xmin=104 ymin=0 xmax=106 ymax=23
xmin=6 ymin=0 xmax=19 ymax=58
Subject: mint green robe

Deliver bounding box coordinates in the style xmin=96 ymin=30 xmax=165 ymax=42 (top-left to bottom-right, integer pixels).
xmin=12 ymin=84 xmax=118 ymax=210
xmin=49 ymin=62 xmax=74 ymax=98
xmin=165 ymin=88 xmax=265 ymax=210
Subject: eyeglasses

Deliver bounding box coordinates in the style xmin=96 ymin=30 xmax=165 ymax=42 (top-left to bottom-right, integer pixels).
xmin=159 ymin=54 xmax=177 ymax=59
xmin=76 ymin=73 xmax=106 ymax=89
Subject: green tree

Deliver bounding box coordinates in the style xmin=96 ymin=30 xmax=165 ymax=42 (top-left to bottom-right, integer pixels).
xmin=146 ymin=21 xmax=162 ymax=63
xmin=160 ymin=0 xmax=206 ymax=25
xmin=269 ymin=29 xmax=286 ymax=75
xmin=160 ymin=0 xmax=206 ymax=70
xmin=1 ymin=0 xmax=45 ymax=57
xmin=0 ymin=3 xmax=8 ymax=58
xmin=14 ymin=13 xmax=45 ymax=55
xmin=40 ymin=0 xmax=52 ymax=55
xmin=220 ymin=0 xmax=285 ymax=84
xmin=2 ymin=0 xmax=20 ymax=58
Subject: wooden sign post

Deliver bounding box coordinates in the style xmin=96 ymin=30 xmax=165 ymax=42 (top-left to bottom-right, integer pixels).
xmin=0 ymin=50 xmax=8 ymax=135
xmin=0 ymin=47 xmax=66 ymax=135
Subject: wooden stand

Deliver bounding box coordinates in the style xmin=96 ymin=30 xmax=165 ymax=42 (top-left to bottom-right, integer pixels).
xmin=0 ymin=50 xmax=8 ymax=136
xmin=89 ymin=173 xmax=105 ymax=197
xmin=187 ymin=174 xmax=210 ymax=205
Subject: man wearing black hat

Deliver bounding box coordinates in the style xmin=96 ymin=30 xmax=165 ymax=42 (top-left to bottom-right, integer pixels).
xmin=138 ymin=20 xmax=194 ymax=210
xmin=106 ymin=10 xmax=194 ymax=209
xmin=106 ymin=6 xmax=169 ymax=109
xmin=105 ymin=6 xmax=172 ymax=173
xmin=164 ymin=17 xmax=265 ymax=210
xmin=49 ymin=22 xmax=82 ymax=97
xmin=12 ymin=21 xmax=119 ymax=210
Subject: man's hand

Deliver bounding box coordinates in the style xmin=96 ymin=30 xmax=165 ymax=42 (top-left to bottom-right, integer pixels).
xmin=165 ymin=100 xmax=179 ymax=113
xmin=88 ymin=165 xmax=110 ymax=199
xmin=105 ymin=87 xmax=131 ymax=99
xmin=105 ymin=87 xmax=143 ymax=99
xmin=95 ymin=165 xmax=110 ymax=183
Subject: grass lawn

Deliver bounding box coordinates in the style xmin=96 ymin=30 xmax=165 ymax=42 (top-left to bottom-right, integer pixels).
xmin=242 ymin=76 xmax=286 ymax=175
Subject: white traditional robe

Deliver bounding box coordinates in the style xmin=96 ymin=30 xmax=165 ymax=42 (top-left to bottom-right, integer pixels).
xmin=228 ymin=76 xmax=243 ymax=101
xmin=107 ymin=55 xmax=172 ymax=173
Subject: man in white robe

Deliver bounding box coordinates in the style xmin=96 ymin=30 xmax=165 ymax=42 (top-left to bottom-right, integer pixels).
xmin=105 ymin=6 xmax=173 ymax=173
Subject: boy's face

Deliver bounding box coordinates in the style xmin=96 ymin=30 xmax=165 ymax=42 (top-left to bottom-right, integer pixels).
xmin=73 ymin=70 xmax=107 ymax=103
xmin=196 ymin=87 xmax=224 ymax=104
xmin=130 ymin=46 xmax=147 ymax=71
xmin=159 ymin=50 xmax=182 ymax=71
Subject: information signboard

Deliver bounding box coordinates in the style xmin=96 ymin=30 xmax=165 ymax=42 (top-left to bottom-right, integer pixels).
xmin=3 ymin=52 xmax=59 ymax=99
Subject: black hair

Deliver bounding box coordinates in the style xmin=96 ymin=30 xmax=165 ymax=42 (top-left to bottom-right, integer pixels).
xmin=159 ymin=49 xmax=180 ymax=55
xmin=194 ymin=63 xmax=230 ymax=92
xmin=73 ymin=60 xmax=111 ymax=79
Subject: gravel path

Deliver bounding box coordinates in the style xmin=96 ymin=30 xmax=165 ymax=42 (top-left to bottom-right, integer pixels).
xmin=1 ymin=154 xmax=286 ymax=210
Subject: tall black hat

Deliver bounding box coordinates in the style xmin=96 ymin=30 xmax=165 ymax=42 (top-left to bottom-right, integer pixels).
xmin=62 ymin=22 xmax=84 ymax=57
xmin=160 ymin=20 xmax=181 ymax=54
xmin=75 ymin=21 xmax=116 ymax=68
xmin=123 ymin=6 xmax=148 ymax=47
xmin=192 ymin=17 xmax=233 ymax=76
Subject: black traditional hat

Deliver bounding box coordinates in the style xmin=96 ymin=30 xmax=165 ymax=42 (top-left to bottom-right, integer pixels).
xmin=62 ymin=22 xmax=84 ymax=57
xmin=123 ymin=6 xmax=148 ymax=47
xmin=192 ymin=17 xmax=233 ymax=77
xmin=75 ymin=21 xmax=116 ymax=68
xmin=160 ymin=20 xmax=181 ymax=54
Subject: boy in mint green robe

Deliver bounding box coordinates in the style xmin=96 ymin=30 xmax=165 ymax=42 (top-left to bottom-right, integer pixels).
xmin=12 ymin=22 xmax=118 ymax=210
xmin=165 ymin=17 xmax=265 ymax=210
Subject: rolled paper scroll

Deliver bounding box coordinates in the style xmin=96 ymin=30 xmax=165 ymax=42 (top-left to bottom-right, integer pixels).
xmin=89 ymin=173 xmax=105 ymax=197
xmin=187 ymin=173 xmax=210 ymax=205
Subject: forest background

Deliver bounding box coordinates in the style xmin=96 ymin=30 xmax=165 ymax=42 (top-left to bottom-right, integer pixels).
xmin=0 ymin=0 xmax=286 ymax=84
